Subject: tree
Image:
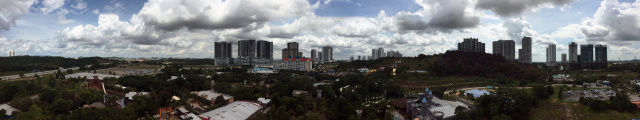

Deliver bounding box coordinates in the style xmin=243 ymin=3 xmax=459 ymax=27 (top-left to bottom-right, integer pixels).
xmin=39 ymin=88 xmax=58 ymax=103
xmin=496 ymin=74 xmax=508 ymax=84
xmin=14 ymin=105 xmax=52 ymax=120
xmin=492 ymin=114 xmax=512 ymax=120
xmin=454 ymin=105 xmax=471 ymax=120
xmin=0 ymin=109 xmax=6 ymax=117
xmin=364 ymin=112 xmax=376 ymax=120
xmin=49 ymin=99 xmax=72 ymax=114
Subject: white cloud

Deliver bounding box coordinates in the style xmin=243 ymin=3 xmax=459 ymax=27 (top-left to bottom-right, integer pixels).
xmin=71 ymin=0 xmax=87 ymax=10
xmin=56 ymin=8 xmax=74 ymax=24
xmin=0 ymin=0 xmax=37 ymax=31
xmin=40 ymin=0 xmax=66 ymax=14
xmin=92 ymin=9 xmax=100 ymax=14
xmin=476 ymin=0 xmax=578 ymax=17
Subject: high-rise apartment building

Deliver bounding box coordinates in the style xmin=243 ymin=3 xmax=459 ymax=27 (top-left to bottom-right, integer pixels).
xmin=595 ymin=44 xmax=607 ymax=62
xmin=214 ymin=42 xmax=232 ymax=58
xmin=322 ymin=46 xmax=333 ymax=63
xmin=561 ymin=53 xmax=567 ymax=63
xmin=256 ymin=40 xmax=273 ymax=59
xmin=519 ymin=37 xmax=532 ymax=63
xmin=458 ymin=38 xmax=485 ymax=53
xmin=238 ymin=40 xmax=256 ymax=58
xmin=311 ymin=49 xmax=317 ymax=59
xmin=282 ymin=42 xmax=302 ymax=59
xmin=318 ymin=52 xmax=323 ymax=62
xmin=546 ymin=44 xmax=556 ymax=63
xmin=581 ymin=44 xmax=594 ymax=62
xmin=569 ymin=42 xmax=578 ymax=62
xmin=493 ymin=40 xmax=515 ymax=60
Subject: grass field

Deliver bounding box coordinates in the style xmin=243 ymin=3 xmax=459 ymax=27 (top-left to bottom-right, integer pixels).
xmin=530 ymin=85 xmax=640 ymax=120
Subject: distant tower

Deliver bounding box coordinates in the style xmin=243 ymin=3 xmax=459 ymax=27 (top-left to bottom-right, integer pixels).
xmin=316 ymin=89 xmax=322 ymax=98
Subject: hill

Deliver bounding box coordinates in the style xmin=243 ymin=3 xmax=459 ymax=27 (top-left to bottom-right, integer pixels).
xmin=337 ymin=51 xmax=548 ymax=81
xmin=0 ymin=56 xmax=110 ymax=73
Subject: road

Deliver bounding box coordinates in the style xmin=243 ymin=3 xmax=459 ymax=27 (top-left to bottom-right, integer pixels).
xmin=0 ymin=67 xmax=80 ymax=81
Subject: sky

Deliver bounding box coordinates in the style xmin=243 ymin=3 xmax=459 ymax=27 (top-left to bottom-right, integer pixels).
xmin=1 ymin=0 xmax=640 ymax=62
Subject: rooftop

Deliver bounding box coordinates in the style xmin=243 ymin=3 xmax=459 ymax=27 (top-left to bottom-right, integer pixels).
xmin=0 ymin=104 xmax=20 ymax=115
xmin=198 ymin=101 xmax=262 ymax=120
xmin=194 ymin=90 xmax=233 ymax=100
xmin=125 ymin=92 xmax=149 ymax=100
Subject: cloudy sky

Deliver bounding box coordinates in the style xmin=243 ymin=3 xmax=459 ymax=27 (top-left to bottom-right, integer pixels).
xmin=1 ymin=0 xmax=640 ymax=62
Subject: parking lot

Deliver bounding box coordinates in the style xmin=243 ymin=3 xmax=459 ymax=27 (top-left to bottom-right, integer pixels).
xmin=563 ymin=89 xmax=616 ymax=102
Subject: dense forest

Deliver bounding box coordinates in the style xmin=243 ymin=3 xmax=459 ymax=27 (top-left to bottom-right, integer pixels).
xmin=0 ymin=56 xmax=111 ymax=73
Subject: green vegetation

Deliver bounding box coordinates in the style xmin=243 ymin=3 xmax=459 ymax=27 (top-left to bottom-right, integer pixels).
xmin=0 ymin=56 xmax=114 ymax=76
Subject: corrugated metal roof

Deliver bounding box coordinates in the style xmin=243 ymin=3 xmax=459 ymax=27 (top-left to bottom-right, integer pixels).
xmin=198 ymin=101 xmax=262 ymax=120
xmin=194 ymin=91 xmax=234 ymax=100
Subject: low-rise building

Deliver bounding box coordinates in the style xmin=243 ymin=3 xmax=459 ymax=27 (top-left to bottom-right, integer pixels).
xmin=193 ymin=90 xmax=234 ymax=104
xmin=273 ymin=58 xmax=313 ymax=71
xmin=198 ymin=101 xmax=262 ymax=120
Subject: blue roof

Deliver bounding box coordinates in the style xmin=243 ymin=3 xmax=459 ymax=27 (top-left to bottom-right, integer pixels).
xmin=422 ymin=98 xmax=427 ymax=103
xmin=425 ymin=88 xmax=429 ymax=92
xmin=429 ymin=91 xmax=432 ymax=94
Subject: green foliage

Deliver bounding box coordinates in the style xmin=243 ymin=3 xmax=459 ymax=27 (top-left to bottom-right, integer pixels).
xmin=14 ymin=105 xmax=52 ymax=120
xmin=39 ymin=88 xmax=59 ymax=103
xmin=49 ymin=99 xmax=72 ymax=114
xmin=472 ymin=87 xmax=536 ymax=120
xmin=491 ymin=114 xmax=512 ymax=120
xmin=0 ymin=109 xmax=6 ymax=117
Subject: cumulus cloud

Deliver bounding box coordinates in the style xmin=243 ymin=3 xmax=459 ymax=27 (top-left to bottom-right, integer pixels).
xmin=394 ymin=0 xmax=480 ymax=34
xmin=591 ymin=0 xmax=640 ymax=41
xmin=0 ymin=0 xmax=36 ymax=31
xmin=136 ymin=0 xmax=316 ymax=31
xmin=40 ymin=0 xmax=66 ymax=14
xmin=476 ymin=0 xmax=577 ymax=17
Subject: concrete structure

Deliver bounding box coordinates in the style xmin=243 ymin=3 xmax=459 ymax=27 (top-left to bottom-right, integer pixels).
xmin=569 ymin=42 xmax=578 ymax=62
xmin=546 ymin=44 xmax=556 ymax=63
xmin=282 ymin=42 xmax=302 ymax=59
xmin=198 ymin=101 xmax=262 ymax=120
xmin=256 ymin=40 xmax=273 ymax=59
xmin=492 ymin=40 xmax=515 ymax=60
xmin=519 ymin=37 xmax=532 ymax=63
xmin=310 ymin=49 xmax=317 ymax=62
xmin=317 ymin=52 xmax=323 ymax=62
xmin=457 ymin=38 xmax=485 ymax=53
xmin=215 ymin=41 xmax=233 ymax=65
xmin=581 ymin=44 xmax=594 ymax=62
xmin=595 ymin=44 xmax=607 ymax=62
xmin=386 ymin=51 xmax=402 ymax=57
xmin=238 ymin=40 xmax=256 ymax=58
xmin=273 ymin=58 xmax=313 ymax=71
xmin=194 ymin=90 xmax=234 ymax=104
xmin=562 ymin=53 xmax=567 ymax=63
xmin=322 ymin=46 xmax=333 ymax=63
xmin=7 ymin=51 xmax=16 ymax=57
xmin=233 ymin=58 xmax=273 ymax=66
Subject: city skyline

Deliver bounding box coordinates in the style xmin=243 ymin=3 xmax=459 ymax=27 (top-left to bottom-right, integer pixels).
xmin=0 ymin=0 xmax=639 ymax=62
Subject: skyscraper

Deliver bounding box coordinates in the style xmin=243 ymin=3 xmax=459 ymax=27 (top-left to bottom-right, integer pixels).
xmin=546 ymin=44 xmax=556 ymax=63
xmin=318 ymin=52 xmax=323 ymax=62
xmin=214 ymin=42 xmax=232 ymax=58
xmin=569 ymin=42 xmax=578 ymax=62
xmin=372 ymin=49 xmax=377 ymax=59
xmin=311 ymin=49 xmax=317 ymax=59
xmin=322 ymin=46 xmax=333 ymax=63
xmin=520 ymin=37 xmax=532 ymax=63
xmin=492 ymin=40 xmax=515 ymax=61
xmin=256 ymin=40 xmax=273 ymax=59
xmin=238 ymin=40 xmax=256 ymax=58
xmin=595 ymin=44 xmax=607 ymax=62
xmin=282 ymin=42 xmax=302 ymax=59
xmin=561 ymin=53 xmax=567 ymax=63
xmin=580 ymin=44 xmax=594 ymax=62
xmin=457 ymin=38 xmax=485 ymax=53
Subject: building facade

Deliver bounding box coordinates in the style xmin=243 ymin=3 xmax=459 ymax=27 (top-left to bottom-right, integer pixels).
xmin=581 ymin=44 xmax=594 ymax=62
xmin=569 ymin=42 xmax=578 ymax=62
xmin=595 ymin=44 xmax=607 ymax=62
xmin=214 ymin=42 xmax=233 ymax=65
xmin=520 ymin=37 xmax=532 ymax=63
xmin=492 ymin=40 xmax=515 ymax=61
xmin=282 ymin=42 xmax=302 ymax=59
xmin=546 ymin=44 xmax=556 ymax=63
xmin=238 ymin=40 xmax=256 ymax=58
xmin=457 ymin=38 xmax=485 ymax=53
xmin=322 ymin=46 xmax=333 ymax=63
xmin=273 ymin=58 xmax=313 ymax=71
xmin=561 ymin=53 xmax=567 ymax=63
xmin=256 ymin=40 xmax=273 ymax=59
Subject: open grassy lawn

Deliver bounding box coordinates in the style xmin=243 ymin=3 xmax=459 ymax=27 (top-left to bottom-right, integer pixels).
xmin=531 ymin=85 xmax=640 ymax=120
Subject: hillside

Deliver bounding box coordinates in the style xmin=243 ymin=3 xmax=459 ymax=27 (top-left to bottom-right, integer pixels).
xmin=337 ymin=51 xmax=549 ymax=81
xmin=0 ymin=56 xmax=109 ymax=73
